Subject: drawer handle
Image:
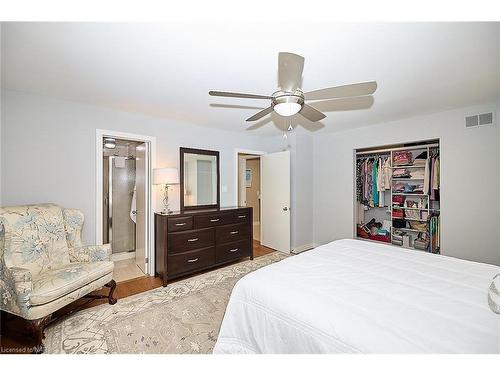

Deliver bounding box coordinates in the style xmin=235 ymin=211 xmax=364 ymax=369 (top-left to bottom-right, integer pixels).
xmin=238 ymin=215 xmax=246 ymax=218
xmin=210 ymin=218 xmax=220 ymax=222
xmin=187 ymin=258 xmax=199 ymax=263
xmin=229 ymin=248 xmax=238 ymax=252
xmin=175 ymin=223 xmax=187 ymax=226
xmin=187 ymin=238 xmax=199 ymax=242
xmin=230 ymin=231 xmax=239 ymax=235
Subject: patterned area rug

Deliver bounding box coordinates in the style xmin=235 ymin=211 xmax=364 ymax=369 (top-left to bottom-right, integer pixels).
xmin=44 ymin=252 xmax=288 ymax=354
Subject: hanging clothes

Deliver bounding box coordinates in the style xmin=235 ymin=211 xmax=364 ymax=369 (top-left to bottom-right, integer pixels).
xmin=377 ymin=157 xmax=385 ymax=207
xmin=432 ymin=156 xmax=440 ymax=191
xmin=356 ymin=159 xmax=363 ymax=202
xmin=367 ymin=159 xmax=374 ymax=207
xmin=372 ymin=158 xmax=379 ymax=207
xmin=430 ymin=156 xmax=436 ymax=200
xmin=363 ymin=159 xmax=370 ymax=204
xmin=423 ymin=157 xmax=430 ymax=194
xmin=383 ymin=157 xmax=391 ymax=189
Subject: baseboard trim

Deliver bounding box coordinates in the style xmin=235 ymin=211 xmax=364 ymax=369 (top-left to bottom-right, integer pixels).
xmin=291 ymin=243 xmax=316 ymax=254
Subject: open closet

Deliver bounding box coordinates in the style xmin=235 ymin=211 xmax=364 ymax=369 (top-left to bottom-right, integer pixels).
xmin=355 ymin=139 xmax=440 ymax=253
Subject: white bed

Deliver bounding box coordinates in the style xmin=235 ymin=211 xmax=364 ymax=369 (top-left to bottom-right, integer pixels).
xmin=214 ymin=239 xmax=500 ymax=354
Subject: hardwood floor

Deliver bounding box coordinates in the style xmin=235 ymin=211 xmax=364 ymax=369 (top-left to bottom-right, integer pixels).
xmin=0 ymin=240 xmax=275 ymax=353
xmin=253 ymin=239 xmax=275 ymax=257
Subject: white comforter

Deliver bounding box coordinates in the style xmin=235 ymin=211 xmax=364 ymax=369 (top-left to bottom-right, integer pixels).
xmin=214 ymin=239 xmax=500 ymax=353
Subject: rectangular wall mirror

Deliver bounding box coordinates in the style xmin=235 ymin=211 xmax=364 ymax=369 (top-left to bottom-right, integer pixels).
xmin=180 ymin=147 xmax=220 ymax=211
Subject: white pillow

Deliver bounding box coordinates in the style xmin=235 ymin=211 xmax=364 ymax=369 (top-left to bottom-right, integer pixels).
xmin=488 ymin=274 xmax=500 ymax=314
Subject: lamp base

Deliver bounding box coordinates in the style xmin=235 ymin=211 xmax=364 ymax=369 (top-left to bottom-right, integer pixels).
xmin=161 ymin=184 xmax=173 ymax=215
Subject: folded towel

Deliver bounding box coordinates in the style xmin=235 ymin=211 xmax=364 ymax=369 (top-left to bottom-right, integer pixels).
xmin=114 ymin=157 xmax=126 ymax=168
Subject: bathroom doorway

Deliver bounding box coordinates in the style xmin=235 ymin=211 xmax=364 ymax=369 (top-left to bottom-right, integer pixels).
xmin=96 ymin=130 xmax=156 ymax=283
xmin=238 ymin=153 xmax=262 ymax=241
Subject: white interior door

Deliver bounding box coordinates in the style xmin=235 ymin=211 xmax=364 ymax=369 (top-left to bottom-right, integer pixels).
xmin=135 ymin=142 xmax=148 ymax=273
xmin=238 ymin=156 xmax=247 ymax=206
xmin=261 ymin=150 xmax=290 ymax=254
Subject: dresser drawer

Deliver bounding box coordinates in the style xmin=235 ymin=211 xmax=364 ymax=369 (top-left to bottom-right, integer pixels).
xmin=233 ymin=209 xmax=250 ymax=224
xmin=216 ymin=240 xmax=251 ymax=263
xmin=167 ymin=216 xmax=193 ymax=232
xmin=167 ymin=228 xmax=214 ymax=254
xmin=216 ymin=223 xmax=250 ymax=244
xmin=168 ymin=247 xmax=215 ymax=276
xmin=194 ymin=213 xmax=233 ymax=228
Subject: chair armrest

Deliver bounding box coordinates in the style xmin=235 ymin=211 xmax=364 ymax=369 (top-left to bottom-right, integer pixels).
xmin=0 ymin=266 xmax=32 ymax=316
xmin=68 ymin=244 xmax=112 ymax=262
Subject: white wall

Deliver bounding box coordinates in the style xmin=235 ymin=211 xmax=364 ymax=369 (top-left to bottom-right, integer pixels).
xmin=313 ymin=101 xmax=500 ymax=265
xmin=1 ymin=90 xmax=280 ymax=243
xmin=289 ymin=133 xmax=314 ymax=252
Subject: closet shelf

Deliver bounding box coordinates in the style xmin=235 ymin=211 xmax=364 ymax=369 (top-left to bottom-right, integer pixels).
xmin=391 ymin=165 xmax=426 ymax=169
xmin=392 ymin=193 xmax=427 ymax=196
xmin=398 ymin=217 xmax=428 ymax=222
xmin=392 ymin=206 xmax=440 ymax=211
xmin=392 ymin=206 xmax=427 ymax=211
xmin=392 ymin=227 xmax=427 ymax=233
xmin=392 ymin=178 xmax=424 ymax=181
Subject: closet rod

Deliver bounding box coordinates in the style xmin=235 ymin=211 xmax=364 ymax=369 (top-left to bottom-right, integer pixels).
xmin=356 ymin=142 xmax=439 ymax=156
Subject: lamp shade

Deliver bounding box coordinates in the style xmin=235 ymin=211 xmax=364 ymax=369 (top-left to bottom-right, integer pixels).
xmin=153 ymin=167 xmax=179 ymax=185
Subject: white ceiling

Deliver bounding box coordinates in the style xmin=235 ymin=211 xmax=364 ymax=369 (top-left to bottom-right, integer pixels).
xmin=2 ymin=22 xmax=500 ymax=135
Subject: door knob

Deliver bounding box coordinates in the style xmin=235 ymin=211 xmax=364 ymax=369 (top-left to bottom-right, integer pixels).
xmin=282 ymin=207 xmax=288 ymax=211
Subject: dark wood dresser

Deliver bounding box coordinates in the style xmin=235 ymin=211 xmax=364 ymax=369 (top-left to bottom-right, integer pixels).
xmin=155 ymin=206 xmax=253 ymax=286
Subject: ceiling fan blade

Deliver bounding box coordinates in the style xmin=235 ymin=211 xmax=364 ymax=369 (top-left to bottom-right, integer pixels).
xmin=246 ymin=114 xmax=275 ymax=131
xmin=210 ymin=103 xmax=266 ymax=110
xmin=278 ymin=52 xmax=305 ymax=92
xmin=209 ymin=91 xmax=272 ymax=100
xmin=299 ymin=104 xmax=326 ymax=122
xmin=304 ymin=81 xmax=377 ymax=101
xmin=246 ymin=106 xmax=274 ymax=122
xmin=309 ymin=95 xmax=374 ymax=112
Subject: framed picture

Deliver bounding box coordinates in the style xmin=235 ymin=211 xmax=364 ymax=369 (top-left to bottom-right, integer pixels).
xmin=245 ymin=168 xmax=252 ymax=187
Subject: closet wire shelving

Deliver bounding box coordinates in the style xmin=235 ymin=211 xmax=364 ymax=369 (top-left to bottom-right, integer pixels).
xmin=355 ymin=141 xmax=440 ymax=253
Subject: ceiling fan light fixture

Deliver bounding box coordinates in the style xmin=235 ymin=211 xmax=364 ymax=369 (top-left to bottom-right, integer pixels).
xmin=272 ymin=93 xmax=304 ymax=117
xmin=274 ymin=102 xmax=302 ymax=117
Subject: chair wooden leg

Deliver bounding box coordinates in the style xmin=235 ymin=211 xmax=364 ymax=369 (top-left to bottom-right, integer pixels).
xmin=26 ymin=315 xmax=52 ymax=354
xmin=105 ymin=279 xmax=117 ymax=305
xmin=0 ymin=310 xmax=9 ymax=335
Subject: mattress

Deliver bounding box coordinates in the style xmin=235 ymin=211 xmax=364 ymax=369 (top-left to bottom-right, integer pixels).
xmin=214 ymin=239 xmax=500 ymax=353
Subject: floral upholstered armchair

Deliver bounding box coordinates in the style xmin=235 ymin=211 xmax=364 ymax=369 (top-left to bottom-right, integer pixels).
xmin=0 ymin=204 xmax=116 ymax=353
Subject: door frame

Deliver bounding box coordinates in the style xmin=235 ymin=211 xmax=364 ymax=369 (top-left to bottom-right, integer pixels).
xmin=234 ymin=148 xmax=266 ymax=242
xmin=95 ymin=129 xmax=157 ymax=276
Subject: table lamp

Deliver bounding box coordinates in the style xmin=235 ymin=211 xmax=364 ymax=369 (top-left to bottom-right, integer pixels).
xmin=154 ymin=167 xmax=179 ymax=214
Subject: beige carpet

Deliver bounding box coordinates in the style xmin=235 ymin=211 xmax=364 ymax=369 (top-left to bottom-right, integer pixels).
xmin=44 ymin=252 xmax=288 ymax=354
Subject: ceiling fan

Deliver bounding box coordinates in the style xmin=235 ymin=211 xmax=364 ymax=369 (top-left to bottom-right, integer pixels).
xmin=209 ymin=52 xmax=377 ymax=123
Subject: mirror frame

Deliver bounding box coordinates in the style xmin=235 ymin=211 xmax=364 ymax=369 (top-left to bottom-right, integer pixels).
xmin=179 ymin=147 xmax=220 ymax=211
